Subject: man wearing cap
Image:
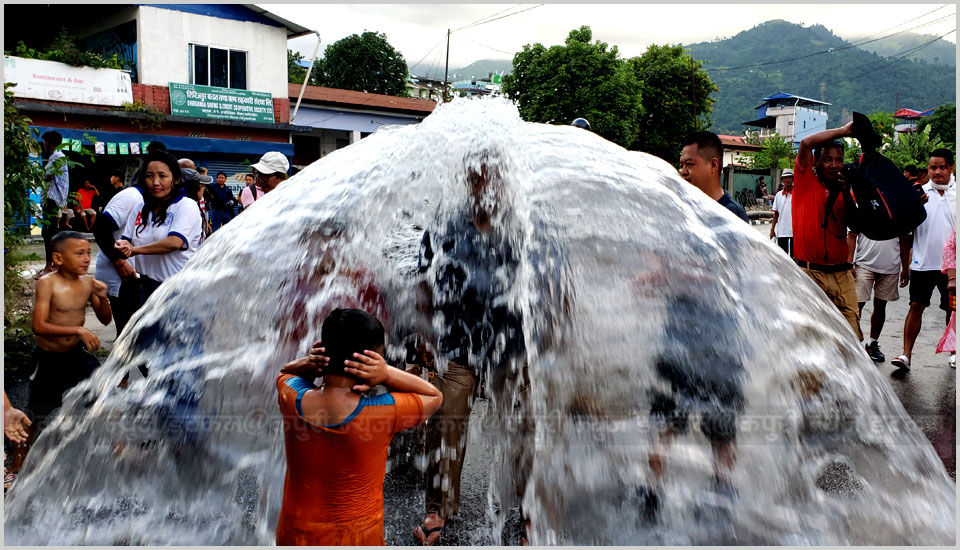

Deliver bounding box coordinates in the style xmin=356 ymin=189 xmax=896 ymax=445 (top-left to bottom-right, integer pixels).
xmin=769 ymin=169 xmax=795 ymax=257
xmin=248 ymin=151 xmax=289 ymax=198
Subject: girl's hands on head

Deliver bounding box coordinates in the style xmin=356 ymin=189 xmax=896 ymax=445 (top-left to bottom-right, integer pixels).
xmin=280 ymin=341 xmax=329 ymax=377
xmin=344 ymin=350 xmax=390 ymax=392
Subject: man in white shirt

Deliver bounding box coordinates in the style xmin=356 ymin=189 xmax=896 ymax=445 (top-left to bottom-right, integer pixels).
xmin=38 ymin=131 xmax=70 ymax=278
xmin=769 ymin=169 xmax=794 ymax=257
xmin=846 ymin=232 xmax=910 ymax=362
xmin=891 ymin=149 xmax=957 ymax=370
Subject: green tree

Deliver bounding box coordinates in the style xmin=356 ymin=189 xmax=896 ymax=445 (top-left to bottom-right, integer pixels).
xmin=628 ymin=44 xmax=717 ymax=164
xmin=745 ymin=134 xmax=795 ymax=170
xmin=287 ymin=49 xmax=322 ymax=86
xmin=321 ymin=32 xmax=408 ymax=96
xmin=867 ymin=111 xmax=895 ymax=139
xmin=502 ymin=26 xmax=642 ymax=148
xmin=918 ymin=102 xmax=955 ymax=148
xmin=882 ymin=125 xmax=945 ymax=170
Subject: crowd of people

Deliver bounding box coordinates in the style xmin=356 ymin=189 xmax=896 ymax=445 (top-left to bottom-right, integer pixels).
xmin=5 ymin=119 xmax=956 ymax=546
xmin=5 ymin=134 xmax=289 ymax=489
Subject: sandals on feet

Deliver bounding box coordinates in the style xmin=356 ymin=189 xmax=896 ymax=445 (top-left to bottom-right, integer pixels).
xmin=891 ymin=355 xmax=910 ymax=370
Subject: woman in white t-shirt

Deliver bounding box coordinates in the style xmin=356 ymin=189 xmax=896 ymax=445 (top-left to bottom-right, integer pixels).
xmin=115 ymin=150 xmax=203 ymax=307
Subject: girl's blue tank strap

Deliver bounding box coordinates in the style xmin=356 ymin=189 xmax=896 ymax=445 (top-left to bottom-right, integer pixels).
xmin=362 ymin=392 xmax=395 ymax=407
xmin=284 ymin=376 xmax=315 ymax=418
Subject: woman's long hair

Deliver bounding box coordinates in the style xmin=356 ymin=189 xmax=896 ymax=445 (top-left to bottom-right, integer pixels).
xmin=135 ymin=150 xmax=183 ymax=236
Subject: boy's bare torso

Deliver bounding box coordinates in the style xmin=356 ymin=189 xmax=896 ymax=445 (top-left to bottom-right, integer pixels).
xmin=36 ymin=273 xmax=94 ymax=352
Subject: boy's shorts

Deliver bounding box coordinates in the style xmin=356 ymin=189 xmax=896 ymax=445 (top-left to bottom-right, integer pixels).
xmin=855 ymin=267 xmax=899 ymax=303
xmin=909 ymin=269 xmax=950 ymax=311
xmin=27 ymin=343 xmax=100 ymax=424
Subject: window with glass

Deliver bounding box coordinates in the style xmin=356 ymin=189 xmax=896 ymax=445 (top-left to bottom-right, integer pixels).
xmin=189 ymin=44 xmax=247 ymax=89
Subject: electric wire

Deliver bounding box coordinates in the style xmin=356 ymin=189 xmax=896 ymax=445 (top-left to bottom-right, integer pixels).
xmin=454 ymin=4 xmax=545 ymax=32
xmin=711 ymin=11 xmax=955 ymax=72
xmin=452 ymin=4 xmax=522 ymax=33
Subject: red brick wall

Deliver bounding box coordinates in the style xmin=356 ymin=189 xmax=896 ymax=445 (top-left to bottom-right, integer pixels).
xmin=273 ymin=98 xmax=290 ymax=124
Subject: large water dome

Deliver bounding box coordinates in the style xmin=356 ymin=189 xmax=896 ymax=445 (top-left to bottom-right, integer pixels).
xmin=5 ymin=99 xmax=955 ymax=545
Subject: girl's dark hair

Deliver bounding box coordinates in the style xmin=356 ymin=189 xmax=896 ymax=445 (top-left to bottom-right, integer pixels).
xmin=320 ymin=308 xmax=385 ymax=377
xmin=135 ymin=150 xmax=183 ymax=236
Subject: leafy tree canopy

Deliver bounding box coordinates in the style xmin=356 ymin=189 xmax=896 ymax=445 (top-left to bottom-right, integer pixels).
xmin=917 ymin=102 xmax=955 ymax=149
xmin=502 ymin=26 xmax=642 ymax=148
xmin=288 ymin=49 xmax=322 ymax=86
xmin=882 ymin=125 xmax=945 ymax=170
xmin=629 ymin=44 xmax=717 ymax=163
xmin=744 ymin=134 xmax=795 ymax=170
xmin=321 ymin=32 xmax=409 ymax=97
xmin=867 ymin=111 xmax=895 ymax=138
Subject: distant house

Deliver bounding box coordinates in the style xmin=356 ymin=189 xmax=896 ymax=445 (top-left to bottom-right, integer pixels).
xmin=718 ymin=134 xmax=763 ymax=167
xmin=741 ymin=92 xmax=829 ymax=149
xmin=451 ymin=73 xmax=503 ymax=98
xmin=406 ymin=75 xmax=445 ymax=103
xmin=893 ymin=107 xmax=934 ymax=135
xmin=287 ymin=83 xmax=437 ymax=168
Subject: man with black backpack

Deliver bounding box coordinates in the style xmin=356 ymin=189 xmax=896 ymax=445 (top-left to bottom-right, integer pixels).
xmin=791 ymin=121 xmax=863 ymax=341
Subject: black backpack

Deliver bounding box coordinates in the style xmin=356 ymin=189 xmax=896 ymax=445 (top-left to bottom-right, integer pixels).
xmin=823 ymin=112 xmax=927 ymax=241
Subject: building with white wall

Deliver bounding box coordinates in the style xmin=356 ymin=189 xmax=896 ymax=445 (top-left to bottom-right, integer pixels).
xmin=741 ymin=92 xmax=830 ymax=149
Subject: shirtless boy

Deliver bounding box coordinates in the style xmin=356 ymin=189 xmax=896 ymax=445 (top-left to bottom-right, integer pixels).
xmin=8 ymin=231 xmax=111 ymax=475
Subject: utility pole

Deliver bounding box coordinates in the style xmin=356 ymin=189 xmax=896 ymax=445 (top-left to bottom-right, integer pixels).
xmin=691 ymin=57 xmax=696 ymax=125
xmin=895 ymin=92 xmax=900 ymax=114
xmin=443 ymin=29 xmax=451 ymax=102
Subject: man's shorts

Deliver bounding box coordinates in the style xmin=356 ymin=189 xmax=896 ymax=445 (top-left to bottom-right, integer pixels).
xmin=855 ymin=267 xmax=899 ymax=303
xmin=909 ymin=269 xmax=950 ymax=311
xmin=27 ymin=343 xmax=100 ymax=424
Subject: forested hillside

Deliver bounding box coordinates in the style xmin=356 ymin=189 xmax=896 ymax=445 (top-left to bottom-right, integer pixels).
xmin=684 ymin=20 xmax=956 ymax=133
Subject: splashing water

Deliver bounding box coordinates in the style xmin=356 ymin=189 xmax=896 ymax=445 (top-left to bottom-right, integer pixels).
xmin=5 ymin=99 xmax=954 ymax=545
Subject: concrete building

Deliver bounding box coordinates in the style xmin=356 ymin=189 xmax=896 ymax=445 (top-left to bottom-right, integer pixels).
xmin=5 ymin=4 xmax=312 ymax=201
xmin=287 ymin=84 xmax=437 ymax=169
xmin=717 ymin=134 xmax=764 ymax=167
xmin=741 ymin=92 xmax=830 ymax=149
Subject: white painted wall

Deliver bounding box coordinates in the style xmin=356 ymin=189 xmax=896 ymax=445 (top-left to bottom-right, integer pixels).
xmin=137 ymin=5 xmax=288 ymax=97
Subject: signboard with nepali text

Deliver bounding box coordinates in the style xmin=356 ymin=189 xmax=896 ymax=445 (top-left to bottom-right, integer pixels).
xmin=3 ymin=56 xmax=132 ymax=106
xmin=168 ymin=83 xmax=274 ymax=123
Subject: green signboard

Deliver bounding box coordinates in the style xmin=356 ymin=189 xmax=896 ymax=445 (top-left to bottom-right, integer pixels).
xmin=107 ymin=142 xmax=117 ymax=155
xmin=119 ymin=142 xmax=129 ymax=155
xmin=168 ymin=82 xmax=275 ymax=124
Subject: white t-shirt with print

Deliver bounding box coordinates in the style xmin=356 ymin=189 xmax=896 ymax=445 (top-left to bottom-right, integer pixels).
xmin=911 ymin=178 xmax=956 ymax=272
xmin=771 ymin=190 xmax=793 ymax=238
xmin=121 ymin=195 xmax=203 ymax=282
xmin=95 ymin=187 xmax=144 ymax=296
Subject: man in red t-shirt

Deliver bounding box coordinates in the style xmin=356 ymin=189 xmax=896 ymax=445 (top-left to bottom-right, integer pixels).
xmin=74 ymin=179 xmax=100 ymax=232
xmin=792 ymin=121 xmax=863 ymax=341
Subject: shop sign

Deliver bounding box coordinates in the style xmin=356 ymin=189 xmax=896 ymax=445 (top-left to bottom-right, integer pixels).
xmin=168 ymin=82 xmax=274 ymax=123
xmin=3 ymin=55 xmax=132 ymax=106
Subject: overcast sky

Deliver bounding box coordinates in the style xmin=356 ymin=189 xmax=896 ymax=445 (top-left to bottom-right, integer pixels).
xmin=266 ymin=3 xmax=956 ymax=72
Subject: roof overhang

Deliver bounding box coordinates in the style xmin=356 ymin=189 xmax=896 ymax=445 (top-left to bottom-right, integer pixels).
xmin=246 ymin=4 xmax=315 ymax=38
xmin=742 ymin=116 xmax=777 ymax=128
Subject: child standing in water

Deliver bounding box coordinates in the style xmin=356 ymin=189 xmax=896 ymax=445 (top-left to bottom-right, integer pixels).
xmin=8 ymin=231 xmax=111 ymax=478
xmin=275 ymin=308 xmax=442 ymax=545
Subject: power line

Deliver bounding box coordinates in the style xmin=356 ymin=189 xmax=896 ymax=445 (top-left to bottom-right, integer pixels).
xmin=711 ymin=11 xmax=955 ymax=72
xmin=454 ymin=4 xmax=545 ymax=33
xmin=849 ymin=29 xmax=956 ymax=81
xmin=409 ymin=38 xmax=444 ymax=74
xmin=454 ymin=33 xmax=515 ymax=56
xmin=453 ymin=4 xmax=521 ymax=33
xmin=850 ymin=4 xmax=949 ymax=44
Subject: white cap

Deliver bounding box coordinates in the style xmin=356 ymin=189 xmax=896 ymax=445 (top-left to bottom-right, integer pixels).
xmin=781 ymin=169 xmax=794 ymax=177
xmin=250 ymin=151 xmax=289 ymax=175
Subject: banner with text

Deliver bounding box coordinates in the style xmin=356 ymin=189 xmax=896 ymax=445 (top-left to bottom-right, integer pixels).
xmin=3 ymin=56 xmax=132 ymax=106
xmin=168 ymin=83 xmax=274 ymax=124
